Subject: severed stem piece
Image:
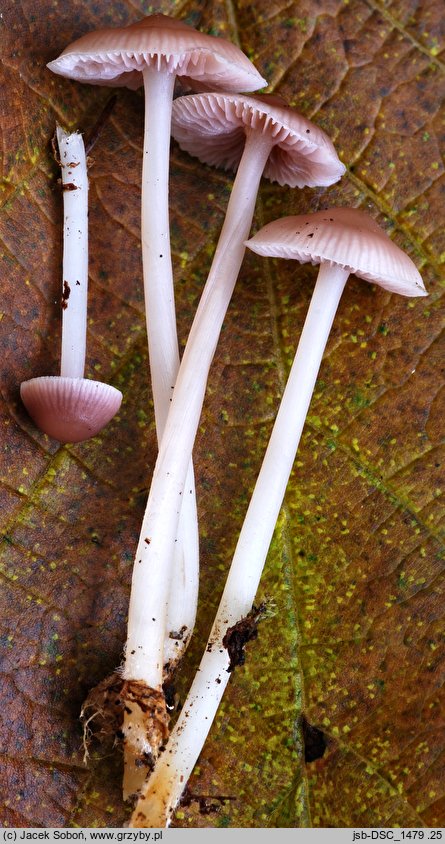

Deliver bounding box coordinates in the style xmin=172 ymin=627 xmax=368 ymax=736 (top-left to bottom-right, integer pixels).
xmin=20 ymin=126 xmax=122 ymax=443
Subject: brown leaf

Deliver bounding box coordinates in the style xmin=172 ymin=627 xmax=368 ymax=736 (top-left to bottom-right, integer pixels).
xmin=1 ymin=0 xmax=444 ymax=829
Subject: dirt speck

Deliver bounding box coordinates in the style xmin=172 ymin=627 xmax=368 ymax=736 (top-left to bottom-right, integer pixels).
xmin=179 ymin=786 xmax=236 ymax=816
xmin=162 ymin=679 xmax=179 ymax=713
xmin=222 ymin=603 xmax=268 ymax=672
xmin=61 ymin=280 xmax=71 ymax=310
xmin=168 ymin=625 xmax=187 ymax=641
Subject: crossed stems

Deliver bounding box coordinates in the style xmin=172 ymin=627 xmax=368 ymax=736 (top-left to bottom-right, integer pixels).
xmin=140 ymin=67 xmax=199 ymax=672
xmin=129 ymin=263 xmax=350 ymax=826
xmin=123 ymin=129 xmax=273 ymax=717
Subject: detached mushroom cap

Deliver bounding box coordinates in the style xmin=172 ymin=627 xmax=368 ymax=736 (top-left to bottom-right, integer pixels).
xmin=20 ymin=377 xmax=123 ymax=443
xmin=246 ymin=207 xmax=427 ymax=296
xmin=47 ymin=14 xmax=267 ymax=92
xmin=171 ymin=92 xmax=345 ymax=187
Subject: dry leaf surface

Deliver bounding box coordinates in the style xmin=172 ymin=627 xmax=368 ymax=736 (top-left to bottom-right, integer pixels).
xmin=0 ymin=0 xmax=444 ymax=829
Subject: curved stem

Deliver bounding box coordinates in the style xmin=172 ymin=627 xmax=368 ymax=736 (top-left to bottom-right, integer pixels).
xmin=58 ymin=127 xmax=88 ymax=379
xmin=140 ymin=67 xmax=199 ymax=672
xmin=129 ymin=262 xmax=350 ymax=828
xmin=124 ymin=131 xmax=273 ymax=689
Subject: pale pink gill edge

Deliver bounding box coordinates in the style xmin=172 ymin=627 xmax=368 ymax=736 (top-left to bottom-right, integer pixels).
xmin=20 ymin=377 xmax=123 ymax=443
xmin=245 ymin=208 xmax=427 ymax=297
xmin=46 ymin=18 xmax=267 ymax=92
xmin=170 ymin=93 xmax=347 ymax=187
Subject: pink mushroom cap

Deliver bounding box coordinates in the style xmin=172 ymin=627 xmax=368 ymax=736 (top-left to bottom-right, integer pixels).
xmin=246 ymin=207 xmax=426 ymax=297
xmin=47 ymin=14 xmax=267 ymax=92
xmin=20 ymin=376 xmax=123 ymax=443
xmin=171 ymin=92 xmax=346 ymax=187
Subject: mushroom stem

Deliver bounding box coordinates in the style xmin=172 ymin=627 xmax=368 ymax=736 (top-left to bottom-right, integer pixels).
xmin=140 ymin=67 xmax=199 ymax=672
xmin=129 ymin=261 xmax=349 ymax=827
xmin=57 ymin=126 xmax=89 ymax=379
xmin=163 ymin=506 xmax=199 ymax=670
xmin=124 ymin=130 xmax=273 ymax=691
xmin=141 ymin=67 xmax=177 ymax=431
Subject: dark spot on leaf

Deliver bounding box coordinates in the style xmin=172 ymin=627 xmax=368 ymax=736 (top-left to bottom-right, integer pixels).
xmin=301 ymin=715 xmax=327 ymax=763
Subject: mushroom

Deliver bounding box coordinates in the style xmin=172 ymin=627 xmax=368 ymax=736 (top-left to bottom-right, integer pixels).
xmin=20 ymin=126 xmax=122 ymax=443
xmin=172 ymin=91 xmax=345 ymax=188
xmin=129 ymin=207 xmax=426 ymax=828
xmin=47 ymin=13 xmax=267 ymax=677
xmin=121 ymin=95 xmax=344 ymax=792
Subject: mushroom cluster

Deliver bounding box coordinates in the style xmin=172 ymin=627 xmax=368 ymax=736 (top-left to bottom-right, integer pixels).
xmin=33 ymin=10 xmax=427 ymax=830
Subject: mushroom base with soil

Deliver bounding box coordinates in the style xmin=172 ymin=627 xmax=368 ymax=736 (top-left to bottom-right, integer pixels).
xmin=81 ymin=672 xmax=169 ymax=797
